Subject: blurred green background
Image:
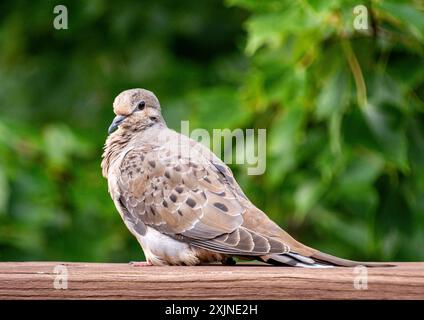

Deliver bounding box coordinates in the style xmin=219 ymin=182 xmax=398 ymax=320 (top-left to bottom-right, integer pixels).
xmin=0 ymin=0 xmax=423 ymax=262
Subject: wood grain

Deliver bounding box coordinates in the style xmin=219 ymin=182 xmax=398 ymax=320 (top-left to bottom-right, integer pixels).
xmin=0 ymin=262 xmax=423 ymax=299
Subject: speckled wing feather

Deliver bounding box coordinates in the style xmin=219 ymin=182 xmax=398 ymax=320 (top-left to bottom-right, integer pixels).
xmin=116 ymin=131 xmax=289 ymax=256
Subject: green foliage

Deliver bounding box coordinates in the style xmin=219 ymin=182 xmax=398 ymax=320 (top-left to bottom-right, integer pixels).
xmin=227 ymin=0 xmax=424 ymax=261
xmin=0 ymin=0 xmax=423 ymax=262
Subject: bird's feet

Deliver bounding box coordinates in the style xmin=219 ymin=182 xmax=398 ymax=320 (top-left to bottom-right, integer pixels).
xmin=221 ymin=257 xmax=237 ymax=266
xmin=129 ymin=261 xmax=153 ymax=267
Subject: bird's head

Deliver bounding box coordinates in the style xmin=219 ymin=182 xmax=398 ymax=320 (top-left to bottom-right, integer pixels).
xmin=108 ymin=88 xmax=163 ymax=135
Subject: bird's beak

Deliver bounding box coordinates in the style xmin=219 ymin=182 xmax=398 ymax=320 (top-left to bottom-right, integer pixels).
xmin=108 ymin=115 xmax=126 ymax=135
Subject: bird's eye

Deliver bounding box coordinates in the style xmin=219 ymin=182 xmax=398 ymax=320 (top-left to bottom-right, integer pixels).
xmin=137 ymin=101 xmax=146 ymax=110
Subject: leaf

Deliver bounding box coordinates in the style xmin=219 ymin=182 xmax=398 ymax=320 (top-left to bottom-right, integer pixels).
xmin=266 ymin=106 xmax=306 ymax=186
xmin=376 ymin=177 xmax=413 ymax=236
xmin=0 ymin=167 xmax=9 ymax=213
xmin=338 ymin=153 xmax=384 ymax=192
xmin=408 ymin=118 xmax=424 ymax=180
xmin=42 ymin=124 xmax=90 ymax=171
xmin=316 ymin=69 xmax=350 ymax=120
xmin=362 ymin=103 xmax=409 ymax=171
xmin=378 ymin=0 xmax=424 ymax=42
xmin=311 ymin=207 xmax=372 ymax=254
xmin=188 ymin=87 xmax=250 ymax=131
xmin=307 ymin=0 xmax=339 ymax=13
xmin=294 ymin=179 xmax=325 ymax=221
xmin=342 ymin=105 xmax=409 ymax=172
xmin=333 ymin=153 xmax=384 ymax=218
xmin=245 ymin=3 xmax=321 ymax=55
xmin=368 ymin=73 xmax=405 ymax=112
xmin=343 ymin=107 xmax=381 ymax=151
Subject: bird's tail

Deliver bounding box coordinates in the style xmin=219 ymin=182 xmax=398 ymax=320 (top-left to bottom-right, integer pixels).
xmin=263 ymin=251 xmax=395 ymax=268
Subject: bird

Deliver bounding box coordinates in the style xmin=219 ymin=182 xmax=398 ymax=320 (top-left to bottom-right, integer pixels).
xmin=102 ymin=88 xmax=390 ymax=267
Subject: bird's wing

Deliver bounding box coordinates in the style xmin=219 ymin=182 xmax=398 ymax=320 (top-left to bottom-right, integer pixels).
xmin=116 ymin=133 xmax=289 ymax=256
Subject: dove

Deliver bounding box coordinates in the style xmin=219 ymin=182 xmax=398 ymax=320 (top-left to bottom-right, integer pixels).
xmin=101 ymin=88 xmax=390 ymax=267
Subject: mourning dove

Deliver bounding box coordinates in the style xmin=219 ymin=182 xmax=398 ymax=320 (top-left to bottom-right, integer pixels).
xmin=101 ymin=88 xmax=388 ymax=267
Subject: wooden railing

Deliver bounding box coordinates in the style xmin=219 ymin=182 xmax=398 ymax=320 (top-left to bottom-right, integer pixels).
xmin=0 ymin=262 xmax=423 ymax=299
